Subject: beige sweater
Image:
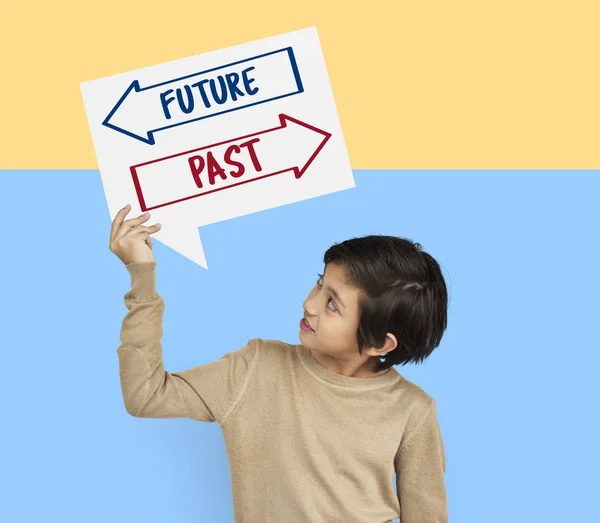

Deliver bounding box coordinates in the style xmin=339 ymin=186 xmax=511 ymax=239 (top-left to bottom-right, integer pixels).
xmin=118 ymin=262 xmax=448 ymax=523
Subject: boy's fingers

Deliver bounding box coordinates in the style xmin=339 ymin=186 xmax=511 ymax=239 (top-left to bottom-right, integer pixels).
xmin=126 ymin=223 xmax=162 ymax=237
xmin=110 ymin=204 xmax=131 ymax=241
xmin=116 ymin=212 xmax=152 ymax=241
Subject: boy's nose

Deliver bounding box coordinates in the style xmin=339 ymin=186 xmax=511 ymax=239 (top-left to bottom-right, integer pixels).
xmin=302 ymin=300 xmax=317 ymax=318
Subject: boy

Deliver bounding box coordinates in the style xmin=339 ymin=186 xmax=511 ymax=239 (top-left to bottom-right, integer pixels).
xmin=110 ymin=204 xmax=448 ymax=523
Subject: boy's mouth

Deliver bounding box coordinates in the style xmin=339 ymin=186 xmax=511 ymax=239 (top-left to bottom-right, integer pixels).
xmin=300 ymin=317 xmax=314 ymax=332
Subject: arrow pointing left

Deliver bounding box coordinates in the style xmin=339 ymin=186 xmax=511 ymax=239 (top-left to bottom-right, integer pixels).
xmin=102 ymin=47 xmax=304 ymax=145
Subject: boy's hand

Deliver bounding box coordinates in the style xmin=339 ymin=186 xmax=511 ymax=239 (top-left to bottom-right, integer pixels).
xmin=109 ymin=204 xmax=162 ymax=265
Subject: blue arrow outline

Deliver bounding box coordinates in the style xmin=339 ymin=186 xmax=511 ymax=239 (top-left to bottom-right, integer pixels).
xmin=102 ymin=47 xmax=304 ymax=145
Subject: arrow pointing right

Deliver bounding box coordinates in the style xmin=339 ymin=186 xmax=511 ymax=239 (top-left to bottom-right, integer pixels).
xmin=130 ymin=114 xmax=332 ymax=211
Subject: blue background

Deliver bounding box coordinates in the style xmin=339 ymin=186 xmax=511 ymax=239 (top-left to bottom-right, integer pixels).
xmin=1 ymin=170 xmax=598 ymax=522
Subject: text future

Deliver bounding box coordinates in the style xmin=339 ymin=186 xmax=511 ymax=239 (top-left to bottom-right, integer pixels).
xmin=160 ymin=67 xmax=259 ymax=119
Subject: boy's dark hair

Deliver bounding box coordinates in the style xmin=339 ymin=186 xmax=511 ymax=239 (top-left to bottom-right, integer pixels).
xmin=323 ymin=235 xmax=448 ymax=372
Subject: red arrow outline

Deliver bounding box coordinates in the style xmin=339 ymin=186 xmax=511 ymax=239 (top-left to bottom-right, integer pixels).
xmin=130 ymin=114 xmax=332 ymax=211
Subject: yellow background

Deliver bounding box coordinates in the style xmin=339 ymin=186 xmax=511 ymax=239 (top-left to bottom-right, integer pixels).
xmin=1 ymin=0 xmax=598 ymax=169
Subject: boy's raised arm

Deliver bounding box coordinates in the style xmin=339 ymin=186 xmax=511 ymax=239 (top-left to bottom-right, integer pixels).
xmin=109 ymin=204 xmax=257 ymax=424
xmin=117 ymin=262 xmax=257 ymax=423
xmin=394 ymin=399 xmax=448 ymax=523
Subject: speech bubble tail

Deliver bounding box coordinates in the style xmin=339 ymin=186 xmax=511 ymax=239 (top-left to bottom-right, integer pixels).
xmin=155 ymin=226 xmax=208 ymax=269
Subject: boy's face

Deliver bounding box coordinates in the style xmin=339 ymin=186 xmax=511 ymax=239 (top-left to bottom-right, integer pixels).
xmin=300 ymin=262 xmax=390 ymax=372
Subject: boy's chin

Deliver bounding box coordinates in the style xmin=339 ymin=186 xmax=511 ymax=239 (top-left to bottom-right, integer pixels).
xmin=298 ymin=326 xmax=315 ymax=338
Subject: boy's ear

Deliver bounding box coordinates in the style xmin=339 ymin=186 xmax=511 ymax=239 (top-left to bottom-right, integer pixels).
xmin=365 ymin=333 xmax=398 ymax=357
xmin=383 ymin=333 xmax=398 ymax=353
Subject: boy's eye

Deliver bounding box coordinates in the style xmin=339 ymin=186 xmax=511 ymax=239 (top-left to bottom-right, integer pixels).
xmin=316 ymin=273 xmax=337 ymax=313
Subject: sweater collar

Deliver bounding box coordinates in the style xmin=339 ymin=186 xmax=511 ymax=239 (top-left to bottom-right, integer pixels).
xmin=296 ymin=344 xmax=403 ymax=389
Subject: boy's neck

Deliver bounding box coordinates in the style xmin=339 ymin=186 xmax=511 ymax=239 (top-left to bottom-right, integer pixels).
xmin=308 ymin=349 xmax=390 ymax=378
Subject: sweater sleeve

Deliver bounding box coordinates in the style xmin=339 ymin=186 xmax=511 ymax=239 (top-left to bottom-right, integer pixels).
xmin=117 ymin=262 xmax=258 ymax=424
xmin=394 ymin=399 xmax=448 ymax=523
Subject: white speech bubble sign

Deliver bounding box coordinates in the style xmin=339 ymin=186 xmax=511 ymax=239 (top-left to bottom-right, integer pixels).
xmin=81 ymin=27 xmax=354 ymax=269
